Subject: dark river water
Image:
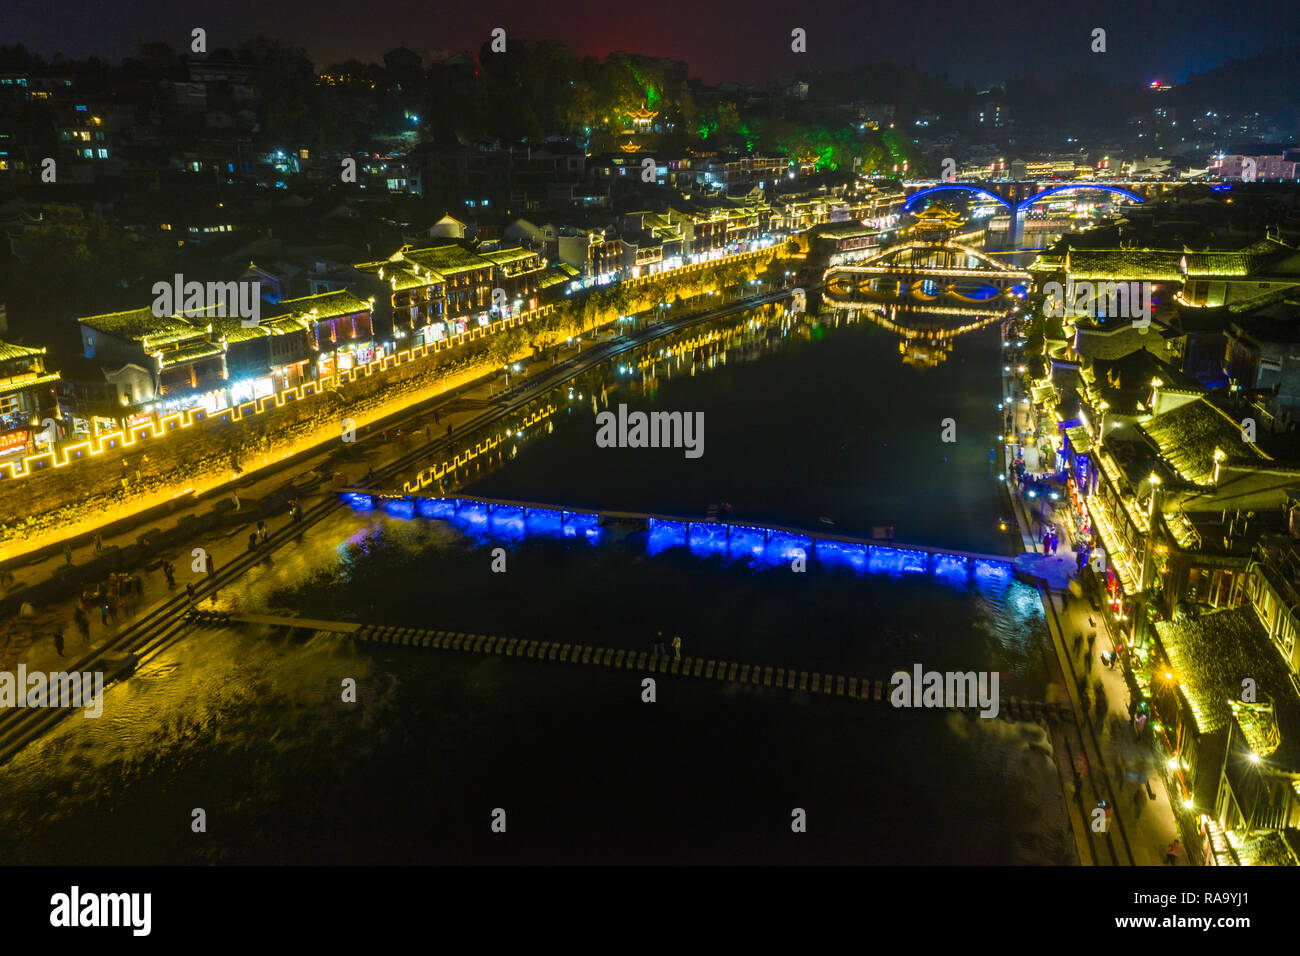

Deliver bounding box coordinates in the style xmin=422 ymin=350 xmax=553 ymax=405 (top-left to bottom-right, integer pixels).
xmin=0 ymin=303 xmax=1077 ymax=865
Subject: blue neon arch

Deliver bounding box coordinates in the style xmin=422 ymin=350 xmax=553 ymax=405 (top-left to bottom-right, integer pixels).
xmin=902 ymin=184 xmax=1012 ymax=211
xmin=1014 ymin=184 xmax=1144 ymax=213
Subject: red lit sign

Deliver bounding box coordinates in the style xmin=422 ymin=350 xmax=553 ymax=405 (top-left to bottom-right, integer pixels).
xmin=0 ymin=430 xmax=30 ymax=453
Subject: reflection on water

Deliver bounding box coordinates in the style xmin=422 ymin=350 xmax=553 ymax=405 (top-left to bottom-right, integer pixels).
xmin=0 ymin=299 xmax=1076 ymax=865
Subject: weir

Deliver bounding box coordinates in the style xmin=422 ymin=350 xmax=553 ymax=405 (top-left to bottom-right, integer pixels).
xmin=184 ymin=609 xmax=1071 ymax=722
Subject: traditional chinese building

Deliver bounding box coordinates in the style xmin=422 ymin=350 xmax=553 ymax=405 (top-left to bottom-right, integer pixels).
xmin=77 ymin=306 xmax=227 ymax=415
xmin=0 ymin=340 xmax=61 ymax=458
xmin=273 ymin=290 xmax=375 ymax=376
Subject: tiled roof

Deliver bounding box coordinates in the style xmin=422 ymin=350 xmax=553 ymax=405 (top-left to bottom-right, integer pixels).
xmin=1136 ymin=397 xmax=1267 ymax=486
xmin=1066 ymin=247 xmax=1286 ymax=281
xmin=1235 ymin=830 xmax=1299 ymax=867
xmin=277 ymin=290 xmax=371 ymax=320
xmin=1155 ymin=607 xmax=1300 ymax=771
xmin=403 ymin=245 xmax=491 ymax=276
xmin=211 ymin=313 xmax=311 ymax=343
xmin=0 ymin=371 xmax=60 ymax=397
xmin=77 ymin=307 xmax=200 ymax=345
xmin=0 ymin=341 xmax=46 ymax=362
xmin=479 ymin=247 xmax=541 ymax=266
xmin=159 ymin=341 xmax=225 ymax=368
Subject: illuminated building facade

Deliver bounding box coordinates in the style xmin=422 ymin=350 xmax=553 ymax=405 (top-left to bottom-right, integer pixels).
xmin=0 ymin=341 xmax=61 ymax=458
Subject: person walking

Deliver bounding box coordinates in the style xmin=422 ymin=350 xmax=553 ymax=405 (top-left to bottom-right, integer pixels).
xmin=672 ymin=635 xmax=682 ymax=660
xmin=99 ymin=601 xmax=109 ymax=626
xmin=1132 ymin=786 xmax=1146 ymax=820
xmin=186 ymin=582 xmax=196 ymax=606
xmin=73 ymin=607 xmax=89 ymax=642
xmin=232 ymin=489 xmax=241 ymax=511
xmin=63 ymin=543 xmax=73 ymax=566
xmin=1165 ymin=839 xmax=1182 ymax=865
xmin=653 ymin=630 xmax=666 ymax=656
xmin=163 ymin=561 xmax=176 ymax=589
xmin=94 ymin=533 xmax=103 ymax=554
xmin=53 ymin=629 xmax=65 ymax=657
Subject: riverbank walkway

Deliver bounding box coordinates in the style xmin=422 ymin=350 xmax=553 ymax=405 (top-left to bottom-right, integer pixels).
xmin=1000 ymin=327 xmax=1181 ymax=866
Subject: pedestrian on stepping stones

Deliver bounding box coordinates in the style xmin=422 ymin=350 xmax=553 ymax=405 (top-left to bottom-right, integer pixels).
xmin=53 ymin=629 xmax=65 ymax=657
xmin=653 ymin=630 xmax=666 ymax=656
xmin=672 ymin=635 xmax=682 ymax=660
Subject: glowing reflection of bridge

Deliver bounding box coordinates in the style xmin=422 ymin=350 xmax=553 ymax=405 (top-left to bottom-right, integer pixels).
xmin=820 ymin=290 xmax=1006 ymax=368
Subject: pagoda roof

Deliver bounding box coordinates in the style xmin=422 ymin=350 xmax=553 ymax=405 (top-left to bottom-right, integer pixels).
xmin=0 ymin=341 xmax=46 ymax=362
xmin=0 ymin=370 xmax=60 ymax=397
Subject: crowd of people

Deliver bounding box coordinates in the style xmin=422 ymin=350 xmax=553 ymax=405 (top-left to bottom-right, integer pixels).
xmin=78 ymin=571 xmax=144 ymax=628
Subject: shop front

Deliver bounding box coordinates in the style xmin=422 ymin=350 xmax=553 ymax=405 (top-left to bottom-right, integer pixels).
xmin=316 ymin=340 xmax=376 ymax=378
xmin=0 ymin=426 xmax=31 ymax=461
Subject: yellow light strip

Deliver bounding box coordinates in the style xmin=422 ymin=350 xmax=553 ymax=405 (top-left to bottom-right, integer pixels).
xmin=1 ymin=306 xmax=554 ymax=481
xmin=1086 ymin=495 xmax=1141 ymax=594
xmin=0 ymin=250 xmax=786 ymax=562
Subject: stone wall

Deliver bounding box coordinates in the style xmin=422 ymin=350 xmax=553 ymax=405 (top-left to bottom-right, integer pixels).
xmin=0 ymin=248 xmax=784 ymax=563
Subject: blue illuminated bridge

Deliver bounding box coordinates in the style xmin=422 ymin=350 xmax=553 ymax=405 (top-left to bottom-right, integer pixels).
xmin=341 ymin=490 xmax=1017 ymax=584
xmin=901 ymin=179 xmax=1171 ymax=242
xmin=902 ymin=180 xmax=1160 ymax=214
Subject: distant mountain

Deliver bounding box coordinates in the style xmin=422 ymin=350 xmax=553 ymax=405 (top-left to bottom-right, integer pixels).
xmin=1176 ymin=44 xmax=1300 ymax=121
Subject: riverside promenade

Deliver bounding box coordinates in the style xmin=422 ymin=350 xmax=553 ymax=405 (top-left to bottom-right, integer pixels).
xmin=0 ymin=292 xmax=792 ymax=764
xmin=999 ymin=320 xmax=1182 ymax=867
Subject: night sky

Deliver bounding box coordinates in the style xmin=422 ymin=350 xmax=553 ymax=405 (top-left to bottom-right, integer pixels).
xmin=7 ymin=0 xmax=1300 ymax=86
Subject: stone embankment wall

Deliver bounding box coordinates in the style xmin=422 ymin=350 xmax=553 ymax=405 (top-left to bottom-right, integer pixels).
xmin=0 ymin=250 xmax=784 ymax=562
